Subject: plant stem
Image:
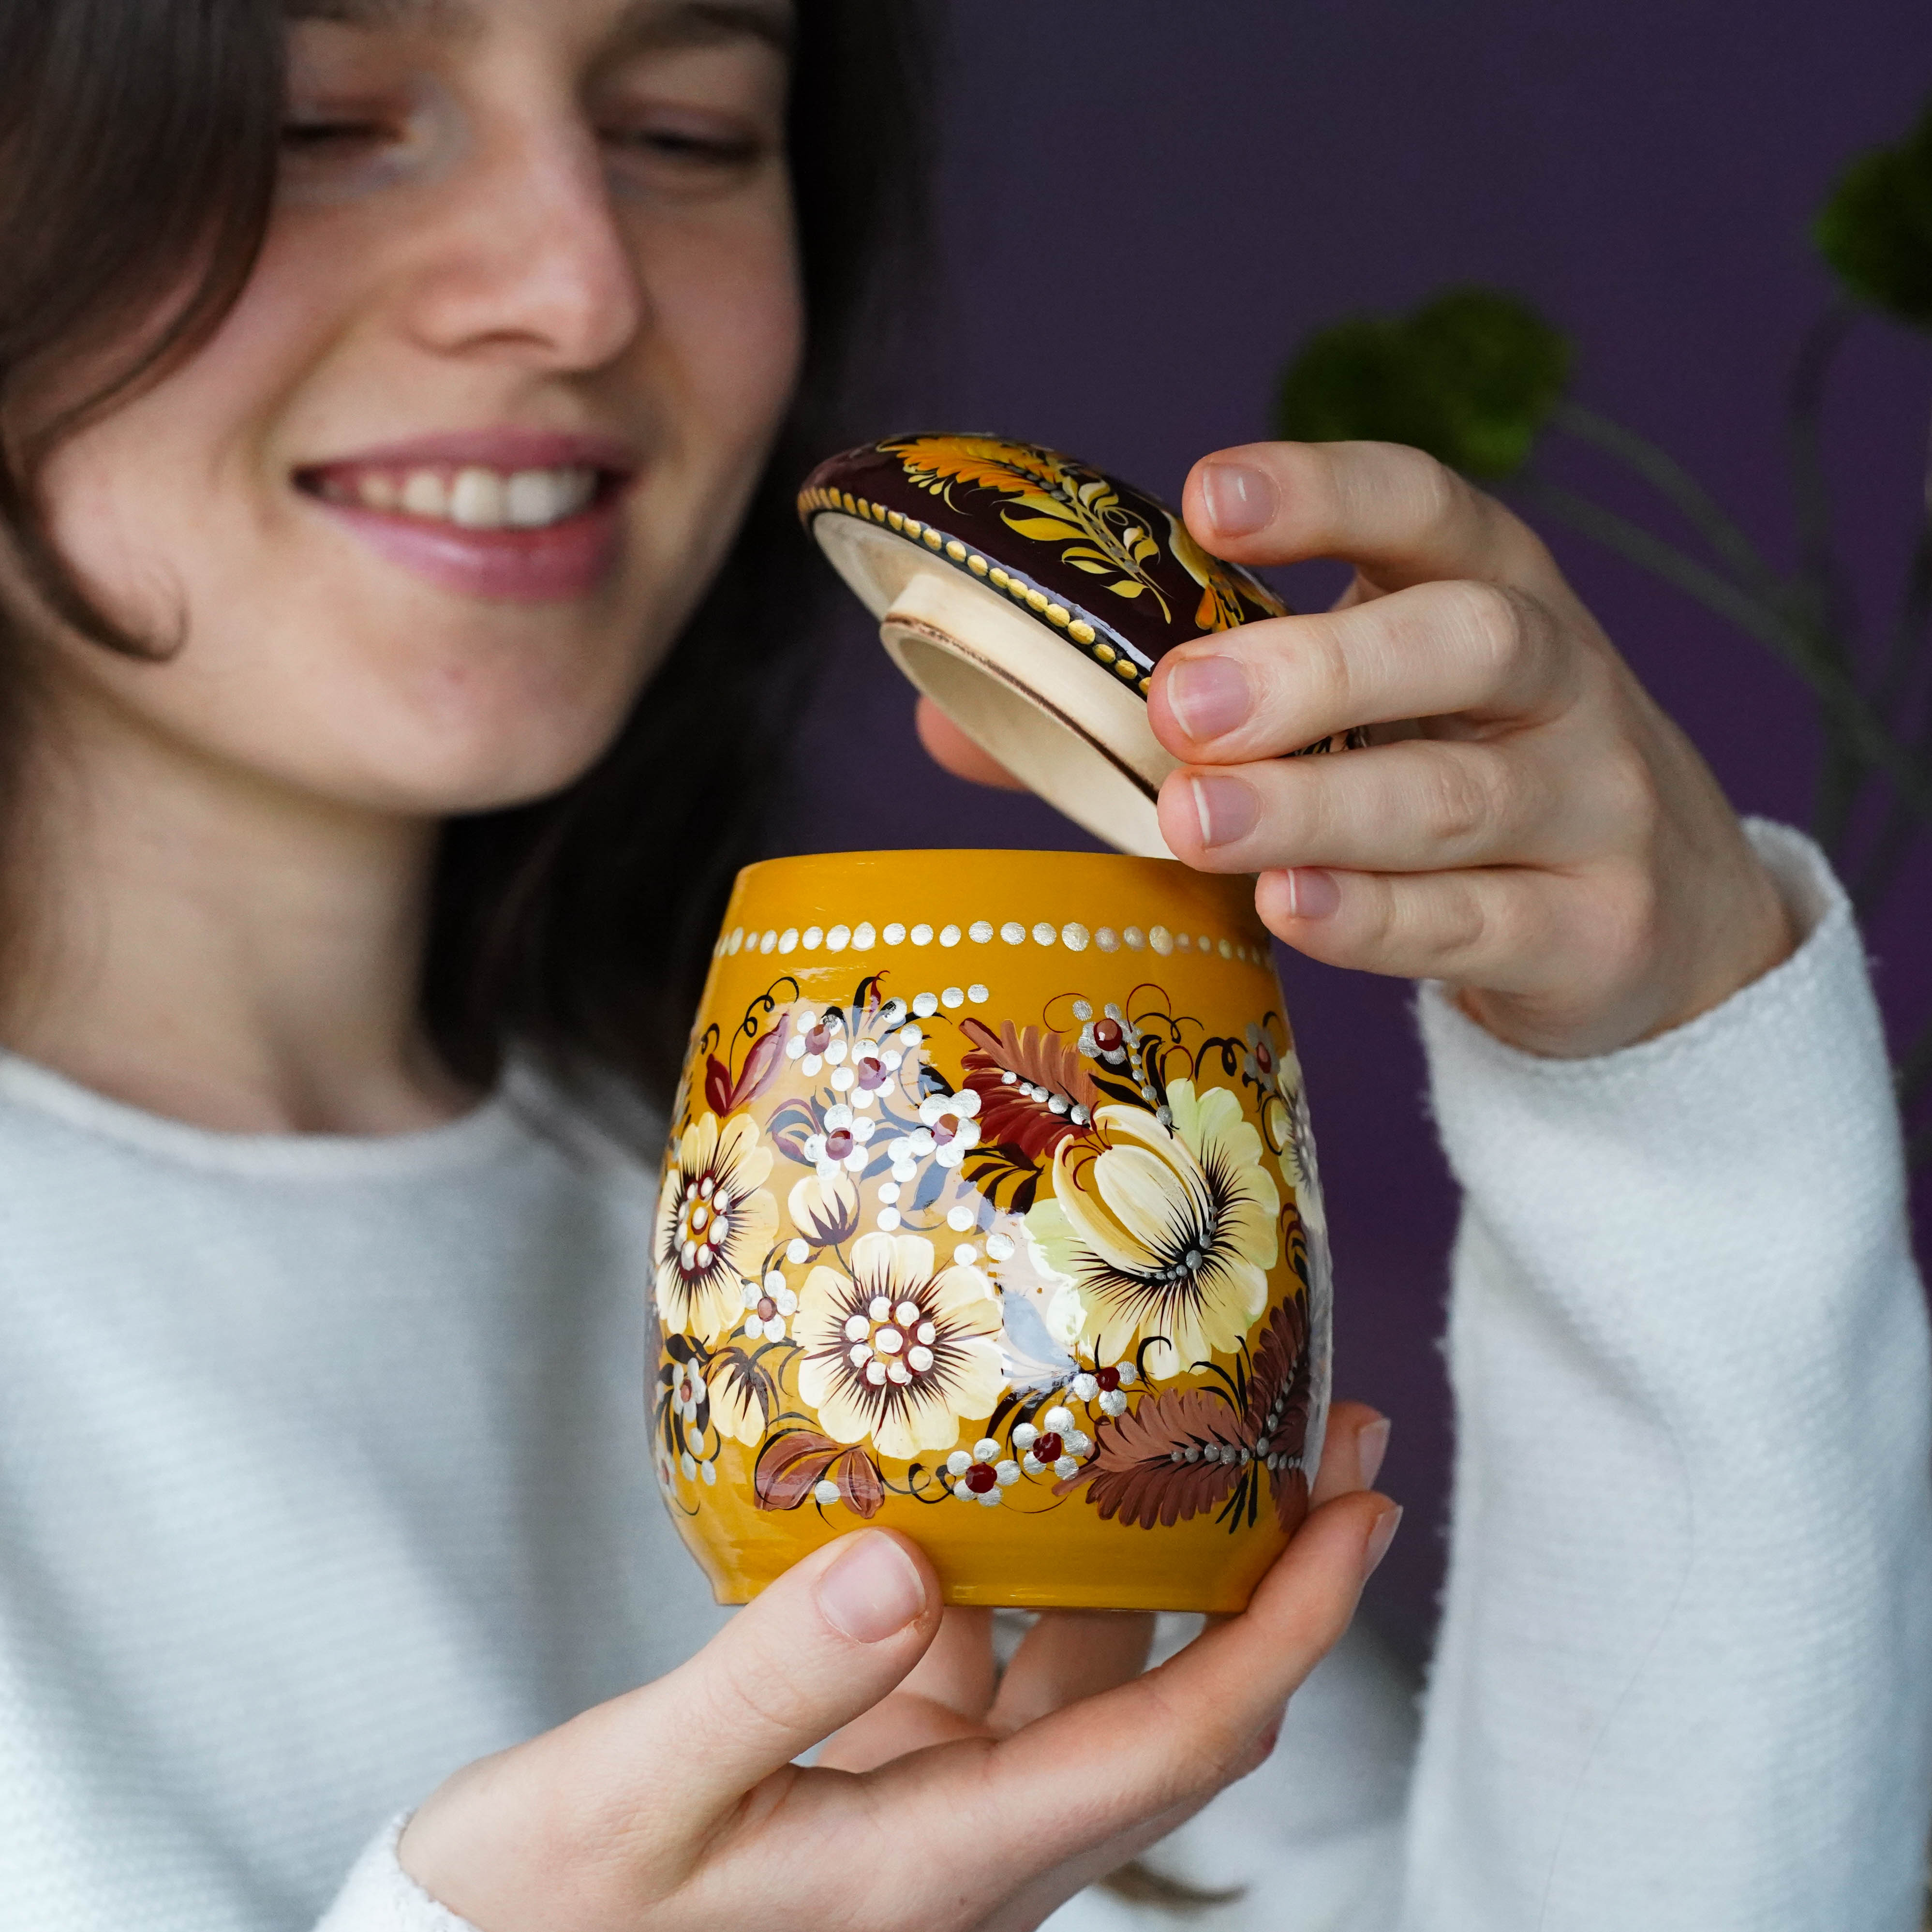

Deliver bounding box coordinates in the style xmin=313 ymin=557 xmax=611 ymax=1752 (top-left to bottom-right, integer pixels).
xmin=1787 ymin=305 xmax=1866 ymax=856
xmin=1553 ymin=401 xmax=1787 ymax=607
xmin=1515 ymin=474 xmax=1932 ymax=822
xmin=1551 ymin=388 xmax=1872 ymax=854
xmin=1786 ymin=304 xmax=1860 ymax=621
xmin=1851 ymin=520 xmax=1932 ymax=916
xmin=1849 ymin=398 xmax=1932 ymax=918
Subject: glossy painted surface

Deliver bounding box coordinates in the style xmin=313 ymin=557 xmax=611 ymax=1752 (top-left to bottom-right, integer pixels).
xmin=800 ymin=434 xmax=1290 ymax=683
xmin=651 ymin=849 xmax=1332 ymax=1611
xmin=798 ymin=437 xmax=1360 ymax=858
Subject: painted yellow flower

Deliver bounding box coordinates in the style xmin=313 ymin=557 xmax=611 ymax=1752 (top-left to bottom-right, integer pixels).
xmin=1027 ymin=1080 xmax=1279 ymax=1378
xmin=795 ymin=1233 xmax=1004 ymax=1461
xmin=788 ymin=1169 xmax=862 ymax=1249
xmin=654 ymin=1112 xmax=779 ymax=1343
xmin=707 ymin=1346 xmax=782 ymax=1447
xmin=1271 ymin=1051 xmax=1327 ymax=1242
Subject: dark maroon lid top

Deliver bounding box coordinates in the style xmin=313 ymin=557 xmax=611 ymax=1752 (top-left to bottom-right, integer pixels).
xmin=798 ymin=433 xmax=1288 ymax=690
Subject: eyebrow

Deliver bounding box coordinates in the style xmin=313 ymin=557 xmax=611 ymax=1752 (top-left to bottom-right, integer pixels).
xmin=285 ymin=0 xmax=794 ymax=57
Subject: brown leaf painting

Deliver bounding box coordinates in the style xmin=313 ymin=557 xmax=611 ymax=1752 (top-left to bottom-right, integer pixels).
xmin=727 ymin=1016 xmax=792 ymax=1112
xmin=753 ymin=1430 xmax=843 ymax=1511
xmin=707 ymin=1016 xmax=792 ymax=1118
xmin=1060 ymin=1295 xmax=1316 ymax=1535
xmin=832 ymin=1446 xmax=884 ymax=1519
xmin=1058 ymin=1387 xmax=1247 ymax=1530
xmin=959 ymin=1017 xmax=1100 ymax=1159
xmin=1246 ymin=1300 xmax=1314 ymax=1528
xmin=752 ymin=1430 xmax=884 ymax=1519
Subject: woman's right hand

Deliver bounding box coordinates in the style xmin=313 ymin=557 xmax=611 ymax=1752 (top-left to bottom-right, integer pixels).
xmin=399 ymin=1404 xmax=1398 ymax=1932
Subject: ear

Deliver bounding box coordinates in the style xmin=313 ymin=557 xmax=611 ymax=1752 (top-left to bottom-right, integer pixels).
xmin=915 ymin=695 xmax=1028 ymax=791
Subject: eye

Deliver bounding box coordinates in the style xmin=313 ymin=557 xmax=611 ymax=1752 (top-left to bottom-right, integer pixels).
xmin=277 ymin=80 xmax=463 ymax=205
xmin=600 ymin=118 xmax=765 ymax=170
xmin=282 ymin=115 xmax=398 ymax=152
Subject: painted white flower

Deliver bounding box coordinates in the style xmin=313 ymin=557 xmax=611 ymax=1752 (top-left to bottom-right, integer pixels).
xmin=847 ymin=1038 xmax=903 ymax=1110
xmin=1068 ymin=1359 xmax=1140 ymax=1416
xmin=1026 ymin=1080 xmax=1279 ymax=1378
xmin=803 ymin=1102 xmax=874 ymax=1179
xmin=947 ymin=1436 xmax=1021 ymax=1504
xmin=670 ymin=1358 xmax=706 ymax=1426
xmin=785 ymin=1007 xmax=836 ymax=1076
xmin=1078 ymin=1005 xmax=1132 ymax=1068
xmin=741 ymin=1270 xmax=798 ymax=1342
xmin=1012 ymin=1404 xmax=1093 ymax=1479
xmin=917 ymin=1088 xmax=982 ymax=1170
xmin=794 ymin=1233 xmax=1004 ymax=1461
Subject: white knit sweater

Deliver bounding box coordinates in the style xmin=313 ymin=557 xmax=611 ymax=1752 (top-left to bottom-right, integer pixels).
xmin=2 ymin=824 xmax=1926 ymax=1931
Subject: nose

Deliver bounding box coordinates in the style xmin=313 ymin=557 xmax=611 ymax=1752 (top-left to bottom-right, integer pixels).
xmin=401 ymin=117 xmax=645 ymax=372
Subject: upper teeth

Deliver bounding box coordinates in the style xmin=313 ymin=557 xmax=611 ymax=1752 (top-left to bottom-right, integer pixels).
xmin=322 ymin=464 xmax=601 ymax=530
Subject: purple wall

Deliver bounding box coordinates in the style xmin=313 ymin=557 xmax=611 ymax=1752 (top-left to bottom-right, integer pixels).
xmin=773 ymin=0 xmax=1932 ymax=1659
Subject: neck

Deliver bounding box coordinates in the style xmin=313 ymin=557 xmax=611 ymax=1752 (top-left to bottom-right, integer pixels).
xmin=3 ymin=673 xmax=476 ymax=1137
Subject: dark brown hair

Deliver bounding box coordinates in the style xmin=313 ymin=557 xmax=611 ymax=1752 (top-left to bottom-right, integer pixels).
xmin=0 ymin=0 xmax=933 ymax=1112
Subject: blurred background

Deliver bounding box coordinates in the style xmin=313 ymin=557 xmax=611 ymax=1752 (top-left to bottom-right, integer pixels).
xmin=768 ymin=0 xmax=1932 ymax=1664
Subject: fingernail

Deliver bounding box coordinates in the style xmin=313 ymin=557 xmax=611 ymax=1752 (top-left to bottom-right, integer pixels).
xmin=1362 ymin=1504 xmax=1403 ymax=1581
xmin=1355 ymin=1416 xmax=1392 ymax=1491
xmin=817 ymin=1532 xmax=926 ymax=1644
xmin=1283 ymin=867 xmax=1340 ymax=920
xmin=1189 ymin=775 xmax=1260 ymax=849
xmin=1165 ymin=655 xmax=1252 ymax=743
xmin=1199 ymin=461 xmax=1277 ymax=537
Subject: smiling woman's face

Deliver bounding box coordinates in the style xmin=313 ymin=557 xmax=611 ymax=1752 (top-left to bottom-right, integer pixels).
xmin=30 ymin=0 xmax=802 ymax=817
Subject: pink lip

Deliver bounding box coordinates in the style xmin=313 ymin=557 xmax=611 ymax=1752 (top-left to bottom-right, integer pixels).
xmin=297 ymin=429 xmax=639 ymax=605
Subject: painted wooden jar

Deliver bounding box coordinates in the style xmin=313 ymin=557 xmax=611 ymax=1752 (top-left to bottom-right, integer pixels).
xmin=651 ymin=849 xmax=1331 ymax=1613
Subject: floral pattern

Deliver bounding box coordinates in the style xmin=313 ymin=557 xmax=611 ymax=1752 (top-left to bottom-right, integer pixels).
xmin=707 ymin=1345 xmax=781 ymax=1447
xmin=653 ymin=1112 xmax=779 ymax=1344
xmin=877 ymin=435 xmax=1285 ymax=641
xmin=1026 ymin=1080 xmax=1279 ymax=1379
xmin=885 ymin=435 xmax=1182 ymax=623
xmin=653 ymin=967 xmax=1325 ymax=1546
xmin=1060 ymin=1298 xmax=1315 ymax=1533
xmin=1270 ymin=1050 xmax=1327 ymax=1243
xmin=795 ymin=1233 xmax=1005 ymax=1461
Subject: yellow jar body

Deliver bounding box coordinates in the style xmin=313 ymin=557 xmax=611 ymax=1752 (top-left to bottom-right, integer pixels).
xmin=650 ymin=850 xmax=1331 ymax=1614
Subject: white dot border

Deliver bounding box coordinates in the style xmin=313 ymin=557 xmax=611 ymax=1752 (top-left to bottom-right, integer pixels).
xmin=715 ymin=917 xmax=1272 ymax=967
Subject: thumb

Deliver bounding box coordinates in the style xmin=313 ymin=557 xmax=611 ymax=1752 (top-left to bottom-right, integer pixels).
xmin=621 ymin=1529 xmax=941 ymax=1839
xmin=401 ymin=1531 xmax=940 ymax=1920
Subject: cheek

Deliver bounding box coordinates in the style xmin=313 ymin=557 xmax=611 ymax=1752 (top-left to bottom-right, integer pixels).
xmin=645 ymin=205 xmax=804 ymax=475
xmin=39 ymin=227 xmax=362 ymax=632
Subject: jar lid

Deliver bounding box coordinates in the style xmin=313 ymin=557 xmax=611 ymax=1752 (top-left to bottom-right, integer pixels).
xmin=797 ymin=433 xmax=1300 ymax=857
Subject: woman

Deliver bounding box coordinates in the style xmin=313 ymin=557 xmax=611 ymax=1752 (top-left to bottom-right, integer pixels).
xmin=0 ymin=2 xmax=1924 ymax=1929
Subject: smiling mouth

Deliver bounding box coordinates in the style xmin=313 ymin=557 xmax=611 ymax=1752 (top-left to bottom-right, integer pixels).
xmin=296 ymin=461 xmax=629 ymax=533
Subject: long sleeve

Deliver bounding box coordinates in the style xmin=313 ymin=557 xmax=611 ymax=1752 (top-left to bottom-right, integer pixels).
xmin=1399 ymin=820 xmax=1932 ymax=1929
xmin=315 ymin=1823 xmax=465 ymax=1932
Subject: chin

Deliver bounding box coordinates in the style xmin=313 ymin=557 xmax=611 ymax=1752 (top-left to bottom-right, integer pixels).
xmin=347 ymin=706 xmax=639 ymax=818
xmin=322 ymin=620 xmax=666 ymax=816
